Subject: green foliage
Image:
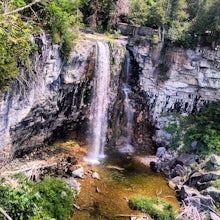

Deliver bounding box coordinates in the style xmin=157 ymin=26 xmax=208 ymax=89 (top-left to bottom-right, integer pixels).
xmin=164 ymin=122 xmax=182 ymax=150
xmin=0 ymin=0 xmax=81 ymax=90
xmin=158 ymin=63 xmax=169 ymax=81
xmin=122 ymin=0 xmax=219 ymax=48
xmin=41 ymin=0 xmax=81 ymax=61
xmin=163 ymin=101 xmax=220 ymax=154
xmin=212 ymin=179 xmax=220 ymax=190
xmin=79 ymin=0 xmax=114 ymax=29
xmin=0 ymin=14 xmax=34 ymax=90
xmin=191 ymin=0 xmax=220 ymax=46
xmin=184 ymin=101 xmax=220 ymax=154
xmin=125 ymin=0 xmax=152 ymax=26
xmin=33 ymin=176 xmax=76 ymax=220
xmin=129 ymin=196 xmax=176 ymax=220
xmin=0 ymin=175 xmax=76 ymax=220
xmin=146 ymin=33 xmax=160 ymax=44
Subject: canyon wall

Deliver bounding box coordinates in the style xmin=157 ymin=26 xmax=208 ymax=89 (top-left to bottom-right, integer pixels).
xmin=128 ymin=39 xmax=220 ymax=140
xmin=0 ymin=32 xmax=219 ymax=161
xmin=0 ymin=34 xmax=126 ymax=161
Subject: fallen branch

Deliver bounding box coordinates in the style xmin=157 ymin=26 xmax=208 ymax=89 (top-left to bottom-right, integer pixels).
xmin=0 ymin=207 xmax=13 ymax=220
xmin=3 ymin=0 xmax=47 ymax=15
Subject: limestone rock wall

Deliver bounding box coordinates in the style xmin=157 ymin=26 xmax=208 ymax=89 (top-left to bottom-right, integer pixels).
xmin=129 ymin=40 xmax=220 ymax=121
xmin=0 ymin=34 xmax=126 ymax=160
xmin=0 ymin=35 xmax=96 ymax=160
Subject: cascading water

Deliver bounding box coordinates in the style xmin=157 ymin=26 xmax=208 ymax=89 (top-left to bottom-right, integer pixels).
xmin=117 ymin=51 xmax=134 ymax=153
xmin=85 ymin=41 xmax=110 ymax=164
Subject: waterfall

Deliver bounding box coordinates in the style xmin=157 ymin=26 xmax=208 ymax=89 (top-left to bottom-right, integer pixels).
xmin=117 ymin=51 xmax=134 ymax=153
xmin=85 ymin=41 xmax=110 ymax=164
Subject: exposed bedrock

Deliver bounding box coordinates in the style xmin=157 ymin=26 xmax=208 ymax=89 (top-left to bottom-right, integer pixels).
xmin=0 ymin=33 xmax=220 ymax=160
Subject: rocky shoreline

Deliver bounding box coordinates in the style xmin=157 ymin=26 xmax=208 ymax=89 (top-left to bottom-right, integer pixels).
xmin=140 ymin=148 xmax=220 ymax=220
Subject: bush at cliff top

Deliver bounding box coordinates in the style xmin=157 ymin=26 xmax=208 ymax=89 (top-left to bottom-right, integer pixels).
xmin=128 ymin=196 xmax=176 ymax=220
xmin=0 ymin=175 xmax=76 ymax=220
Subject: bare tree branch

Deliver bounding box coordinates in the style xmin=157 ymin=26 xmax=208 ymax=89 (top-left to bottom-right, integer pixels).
xmin=3 ymin=0 xmax=47 ymax=15
xmin=0 ymin=207 xmax=13 ymax=220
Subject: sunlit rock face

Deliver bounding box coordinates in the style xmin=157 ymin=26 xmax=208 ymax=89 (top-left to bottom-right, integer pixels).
xmin=1 ymin=32 xmax=219 ymax=160
xmin=0 ymin=35 xmax=126 ymax=160
xmin=130 ymin=42 xmax=220 ymax=120
xmin=129 ymin=40 xmax=220 ymax=145
xmin=0 ymin=35 xmax=96 ymax=159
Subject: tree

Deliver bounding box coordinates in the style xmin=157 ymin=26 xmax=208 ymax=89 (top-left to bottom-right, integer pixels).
xmin=166 ymin=0 xmax=189 ymax=43
xmin=0 ymin=0 xmax=81 ymax=90
xmin=191 ymin=0 xmax=220 ymax=48
xmin=79 ymin=0 xmax=114 ymax=29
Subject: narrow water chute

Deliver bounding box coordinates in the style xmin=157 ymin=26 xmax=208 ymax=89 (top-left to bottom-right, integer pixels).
xmin=84 ymin=41 xmax=110 ymax=164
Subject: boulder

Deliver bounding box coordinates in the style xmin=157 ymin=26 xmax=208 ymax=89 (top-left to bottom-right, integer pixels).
xmin=186 ymin=171 xmax=220 ymax=188
xmin=184 ymin=195 xmax=216 ymax=212
xmin=203 ymin=187 xmax=220 ymax=203
xmin=65 ymin=178 xmax=81 ymax=194
xmin=171 ymin=176 xmax=184 ymax=186
xmin=176 ymin=153 xmax=198 ymax=166
xmin=72 ymin=166 xmax=84 ymax=178
xmin=191 ymin=140 xmax=199 ymax=153
xmin=210 ymin=212 xmax=220 ymax=220
xmin=210 ymin=155 xmax=220 ymax=166
xmin=170 ymin=164 xmax=186 ymax=178
xmin=179 ymin=185 xmax=200 ymax=200
xmin=92 ymin=172 xmax=100 ymax=180
xmin=156 ymin=147 xmax=166 ymax=158
xmin=196 ymin=181 xmax=212 ymax=191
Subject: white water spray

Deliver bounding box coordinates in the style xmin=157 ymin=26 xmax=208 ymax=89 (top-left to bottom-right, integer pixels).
xmin=85 ymin=41 xmax=110 ymax=165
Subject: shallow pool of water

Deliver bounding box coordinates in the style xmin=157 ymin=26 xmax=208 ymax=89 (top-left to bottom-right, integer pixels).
xmin=71 ymin=152 xmax=180 ymax=220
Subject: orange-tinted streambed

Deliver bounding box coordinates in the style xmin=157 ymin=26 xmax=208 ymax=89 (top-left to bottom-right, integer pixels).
xmin=71 ymin=151 xmax=180 ymax=220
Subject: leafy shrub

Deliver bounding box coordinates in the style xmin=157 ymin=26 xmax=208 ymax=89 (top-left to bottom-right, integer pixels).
xmin=158 ymin=63 xmax=169 ymax=82
xmin=0 ymin=179 xmax=39 ymax=220
xmin=33 ymin=176 xmax=76 ymax=220
xmin=0 ymin=14 xmax=35 ymax=90
xmin=129 ymin=196 xmax=176 ymax=220
xmin=0 ymin=175 xmax=76 ymax=220
xmin=0 ymin=0 xmax=81 ymax=90
xmin=163 ymin=122 xmax=182 ymax=150
xmin=212 ymin=179 xmax=220 ymax=190
xmin=146 ymin=33 xmax=160 ymax=45
xmin=184 ymin=101 xmax=220 ymax=154
xmin=41 ymin=0 xmax=81 ymax=62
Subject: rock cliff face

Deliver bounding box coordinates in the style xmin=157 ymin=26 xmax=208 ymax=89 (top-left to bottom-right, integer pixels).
xmin=0 ymin=32 xmax=219 ymax=160
xmin=0 ymin=34 xmax=126 ymax=161
xmin=129 ymin=40 xmax=220 ymax=121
